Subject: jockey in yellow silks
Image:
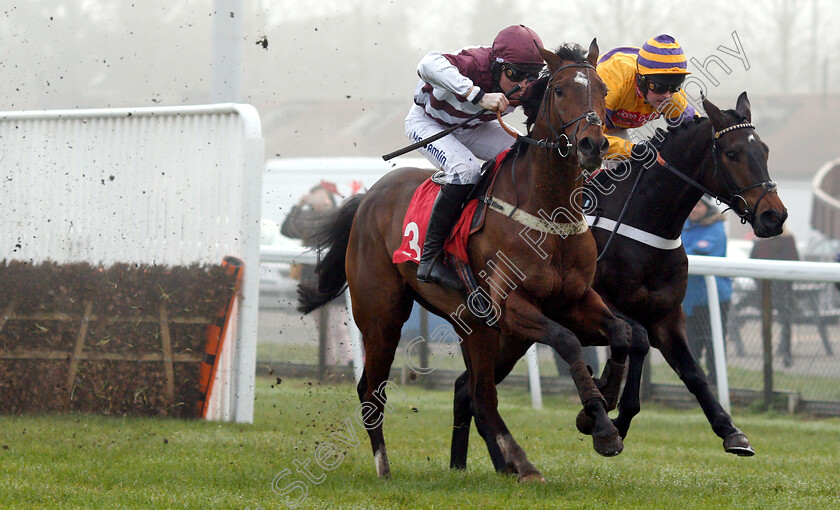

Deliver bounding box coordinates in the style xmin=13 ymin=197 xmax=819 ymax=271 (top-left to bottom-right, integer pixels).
xmin=596 ymin=34 xmax=696 ymax=161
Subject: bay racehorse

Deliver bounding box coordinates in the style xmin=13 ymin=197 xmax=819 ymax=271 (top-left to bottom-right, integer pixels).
xmin=299 ymin=41 xmax=633 ymax=482
xmin=449 ymin=92 xmax=787 ymax=471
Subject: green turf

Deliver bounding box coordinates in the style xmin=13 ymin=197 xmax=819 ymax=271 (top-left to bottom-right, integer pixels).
xmin=1 ymin=378 xmax=839 ymax=509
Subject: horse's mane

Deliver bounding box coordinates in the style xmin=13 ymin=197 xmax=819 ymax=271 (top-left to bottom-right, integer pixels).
xmin=589 ymin=106 xmax=747 ymax=193
xmin=555 ymin=43 xmax=589 ymax=65
xmin=648 ymin=106 xmax=747 ymax=152
xmin=519 ymin=43 xmax=589 ymax=131
xmin=647 ymin=118 xmax=707 ymax=151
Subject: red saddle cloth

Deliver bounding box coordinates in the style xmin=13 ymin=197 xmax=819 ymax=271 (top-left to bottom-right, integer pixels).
xmin=392 ymin=179 xmax=479 ymax=265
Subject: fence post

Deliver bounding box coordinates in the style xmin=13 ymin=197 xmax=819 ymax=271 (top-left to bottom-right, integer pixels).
xmin=526 ymin=344 xmax=543 ymax=410
xmin=761 ymin=280 xmax=774 ymax=408
xmin=641 ymin=355 xmax=652 ymax=401
xmin=318 ymin=306 xmax=328 ymax=380
xmin=419 ymin=308 xmax=430 ymax=387
xmin=705 ymin=275 xmax=731 ymax=413
xmin=419 ymin=308 xmax=430 ymax=368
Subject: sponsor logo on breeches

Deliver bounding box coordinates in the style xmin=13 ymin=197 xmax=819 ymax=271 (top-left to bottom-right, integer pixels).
xmin=411 ymin=132 xmax=446 ymax=167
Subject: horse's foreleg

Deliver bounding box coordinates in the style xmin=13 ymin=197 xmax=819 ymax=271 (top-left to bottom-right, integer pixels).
xmin=594 ymin=317 xmax=631 ymax=411
xmin=548 ymin=289 xmax=630 ymax=444
xmin=450 ymin=371 xmax=490 ymax=471
xmin=611 ymin=315 xmax=650 ymax=439
xmin=453 ymin=373 xmax=508 ymax=473
xmin=507 ymin=292 xmax=622 ymax=458
xmin=581 ymin=292 xmax=632 ymax=411
xmin=654 ymin=313 xmax=755 ymax=456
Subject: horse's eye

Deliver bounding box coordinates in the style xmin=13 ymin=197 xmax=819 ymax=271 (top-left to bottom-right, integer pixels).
xmin=725 ymin=151 xmax=739 ymax=162
xmin=554 ymin=86 xmax=563 ymax=97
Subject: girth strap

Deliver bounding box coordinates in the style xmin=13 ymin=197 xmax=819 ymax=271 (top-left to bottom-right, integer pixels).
xmin=585 ymin=215 xmax=682 ymax=250
xmin=484 ymin=196 xmax=589 ymax=236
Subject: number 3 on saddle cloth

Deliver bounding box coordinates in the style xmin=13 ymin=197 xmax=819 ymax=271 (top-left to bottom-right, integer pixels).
xmin=393 ymin=151 xmax=511 ymax=323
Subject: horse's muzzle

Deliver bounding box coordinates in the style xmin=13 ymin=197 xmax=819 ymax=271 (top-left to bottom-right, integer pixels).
xmin=754 ymin=208 xmax=788 ymax=238
xmin=577 ymin=135 xmax=609 ymax=171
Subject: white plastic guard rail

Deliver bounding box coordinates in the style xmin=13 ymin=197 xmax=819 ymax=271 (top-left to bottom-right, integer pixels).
xmin=689 ymin=255 xmax=840 ymax=412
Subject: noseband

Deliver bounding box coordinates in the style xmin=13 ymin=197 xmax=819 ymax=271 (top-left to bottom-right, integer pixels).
xmin=656 ymin=122 xmax=777 ymax=225
xmin=519 ymin=63 xmax=603 ymax=158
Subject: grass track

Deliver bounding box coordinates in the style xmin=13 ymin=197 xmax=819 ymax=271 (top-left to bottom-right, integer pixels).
xmin=1 ymin=377 xmax=839 ymax=509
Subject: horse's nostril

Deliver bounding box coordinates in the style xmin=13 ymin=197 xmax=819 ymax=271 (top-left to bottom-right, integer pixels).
xmin=760 ymin=210 xmax=783 ymax=229
xmin=599 ymin=138 xmax=609 ymax=154
xmin=578 ymin=137 xmax=594 ymax=153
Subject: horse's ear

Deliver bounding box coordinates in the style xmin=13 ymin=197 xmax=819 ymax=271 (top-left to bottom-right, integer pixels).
xmin=735 ymin=91 xmax=752 ymax=122
xmin=702 ymin=97 xmax=727 ymax=131
xmin=587 ymin=38 xmax=599 ymax=67
xmin=538 ymin=44 xmax=561 ymax=71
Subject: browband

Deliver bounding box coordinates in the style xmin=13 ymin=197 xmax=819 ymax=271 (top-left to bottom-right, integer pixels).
xmin=713 ymin=123 xmax=755 ymax=138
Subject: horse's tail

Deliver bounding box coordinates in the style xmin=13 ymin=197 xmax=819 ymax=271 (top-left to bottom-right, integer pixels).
xmin=297 ymin=193 xmax=363 ymax=314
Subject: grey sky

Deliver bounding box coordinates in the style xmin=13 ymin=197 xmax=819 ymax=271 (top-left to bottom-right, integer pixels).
xmin=1 ymin=1 xmax=837 ymax=164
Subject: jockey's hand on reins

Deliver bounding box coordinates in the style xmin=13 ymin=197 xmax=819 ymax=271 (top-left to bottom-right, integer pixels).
xmin=382 ymin=85 xmax=521 ymax=161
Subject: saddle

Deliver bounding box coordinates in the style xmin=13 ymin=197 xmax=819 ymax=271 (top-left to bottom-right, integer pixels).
xmin=448 ymin=150 xmax=514 ymax=296
xmin=392 ymin=149 xmax=524 ymax=326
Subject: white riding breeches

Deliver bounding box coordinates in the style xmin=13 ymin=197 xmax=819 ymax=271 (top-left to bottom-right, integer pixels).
xmin=405 ymin=105 xmax=519 ymax=185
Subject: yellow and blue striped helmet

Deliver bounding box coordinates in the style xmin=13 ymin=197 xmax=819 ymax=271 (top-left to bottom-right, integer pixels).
xmin=637 ymin=34 xmax=690 ymax=76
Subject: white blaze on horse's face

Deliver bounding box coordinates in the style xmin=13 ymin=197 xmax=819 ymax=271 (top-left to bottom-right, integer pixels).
xmin=574 ymin=71 xmax=590 ymax=87
xmin=748 ymin=134 xmax=756 ymax=144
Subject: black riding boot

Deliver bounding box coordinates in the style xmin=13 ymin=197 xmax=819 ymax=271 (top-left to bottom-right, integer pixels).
xmin=416 ymin=183 xmax=472 ymax=290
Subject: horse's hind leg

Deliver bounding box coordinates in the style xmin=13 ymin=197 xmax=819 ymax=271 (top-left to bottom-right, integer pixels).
xmin=461 ymin=328 xmax=545 ymax=482
xmin=451 ymin=335 xmax=528 ymax=472
xmin=353 ymin=300 xmax=413 ymax=478
xmin=348 ymin=260 xmax=414 ymax=478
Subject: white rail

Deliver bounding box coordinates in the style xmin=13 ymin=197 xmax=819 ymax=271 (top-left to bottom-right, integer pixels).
xmin=262 ymin=246 xmax=840 ymax=410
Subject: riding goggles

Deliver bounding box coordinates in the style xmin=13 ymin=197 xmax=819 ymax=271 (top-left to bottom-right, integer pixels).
xmin=646 ymin=79 xmax=682 ymax=94
xmin=504 ymin=64 xmax=543 ymax=83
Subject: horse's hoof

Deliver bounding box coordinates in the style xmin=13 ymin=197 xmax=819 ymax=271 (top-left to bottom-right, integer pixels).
xmin=723 ymin=432 xmax=755 ymax=456
xmin=575 ymin=408 xmax=595 ymax=435
xmin=518 ymin=472 xmax=546 ymax=484
xmin=593 ymin=433 xmax=624 ymax=457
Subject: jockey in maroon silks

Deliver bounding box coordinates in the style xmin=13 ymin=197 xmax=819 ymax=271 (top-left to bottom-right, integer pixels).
xmin=406 ymin=25 xmax=546 ymax=289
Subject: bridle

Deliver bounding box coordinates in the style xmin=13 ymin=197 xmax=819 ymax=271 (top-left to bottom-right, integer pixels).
xmin=594 ymin=119 xmax=777 ymax=261
xmin=501 ymin=62 xmax=604 ymax=158
xmin=655 ymin=121 xmax=777 ymax=225
xmin=492 ymin=60 xmax=605 ymax=234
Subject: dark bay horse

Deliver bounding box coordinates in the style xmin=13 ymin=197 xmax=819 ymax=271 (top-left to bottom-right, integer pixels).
xmin=299 ymin=41 xmax=633 ymax=482
xmin=450 ymin=92 xmax=787 ymax=471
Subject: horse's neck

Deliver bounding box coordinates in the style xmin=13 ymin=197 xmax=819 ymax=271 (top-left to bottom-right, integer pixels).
xmin=611 ymin=136 xmax=710 ymax=239
xmin=516 ymin=148 xmax=582 ymax=218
